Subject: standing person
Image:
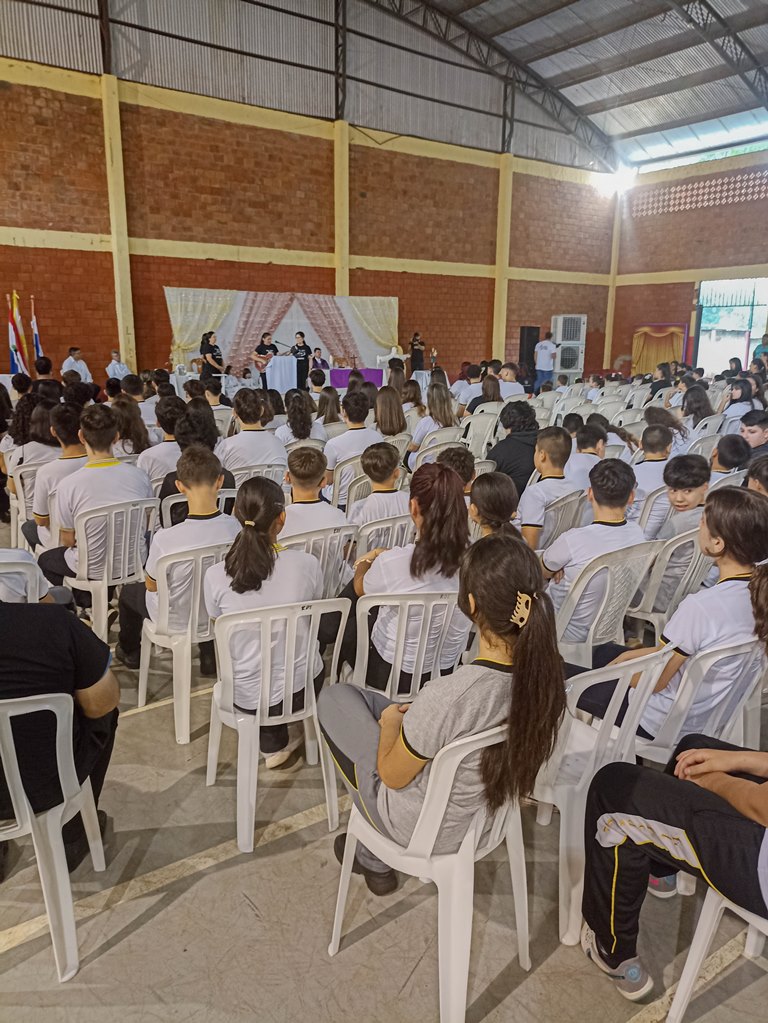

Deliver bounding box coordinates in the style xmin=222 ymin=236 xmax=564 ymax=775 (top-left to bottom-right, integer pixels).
xmin=253 ymin=332 xmax=278 ymax=389
xmin=105 ymin=349 xmax=131 ymax=381
xmin=409 ymin=332 xmax=425 ymax=372
xmin=311 ymin=347 xmax=330 ymax=370
xmin=61 ymin=347 xmax=93 ymax=383
xmin=534 ymin=331 xmax=558 ymax=393
xmin=291 ymin=332 xmax=311 ymax=390
xmin=199 ymin=331 xmax=225 ymax=381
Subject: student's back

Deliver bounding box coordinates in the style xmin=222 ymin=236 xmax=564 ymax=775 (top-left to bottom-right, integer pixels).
xmin=281 ymin=500 xmax=347 ymax=538
xmin=347 ymin=489 xmax=410 ymax=527
xmin=220 ymin=429 xmax=287 ymax=471
xmin=563 ymin=451 xmax=600 ymax=491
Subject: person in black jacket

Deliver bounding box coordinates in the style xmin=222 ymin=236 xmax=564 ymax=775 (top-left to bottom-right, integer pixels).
xmin=487 ymin=401 xmax=539 ymax=498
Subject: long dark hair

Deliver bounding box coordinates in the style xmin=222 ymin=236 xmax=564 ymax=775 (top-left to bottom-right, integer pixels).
xmin=9 ymin=392 xmax=43 ymax=445
xmin=317 ymin=386 xmax=341 ymax=424
xmin=426 ymin=382 xmax=457 ymax=428
xmin=224 ymin=478 xmax=285 ymax=594
xmin=586 ymin=412 xmax=638 ymax=452
xmin=28 ymin=402 xmax=59 ymax=447
xmin=402 ymin=379 xmax=425 ymax=415
xmin=644 ymin=405 xmax=688 ymax=440
xmin=112 ymin=396 xmax=151 ymax=453
xmin=387 ymin=366 xmax=405 ymax=397
xmin=409 ymin=462 xmax=468 ymax=579
xmin=479 ymin=375 xmax=501 ymax=404
xmin=469 ymin=472 xmax=519 ymax=534
xmin=681 ymin=384 xmax=714 ymax=426
xmin=267 ymin=389 xmax=285 ymax=416
xmin=729 ymin=379 xmax=754 ymax=408
xmin=704 ymin=487 xmax=768 ymax=656
xmin=285 ymin=390 xmax=313 ymax=440
xmin=458 ymin=534 xmax=565 ymax=809
xmin=375 ymin=385 xmax=407 ymax=436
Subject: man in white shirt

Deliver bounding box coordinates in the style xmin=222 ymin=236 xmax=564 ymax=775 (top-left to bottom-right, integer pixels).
xmin=105 ymin=349 xmax=131 ymax=381
xmin=61 ymin=346 xmax=93 ymax=383
xmin=499 ymin=362 xmax=526 ymax=399
xmin=564 ymin=423 xmax=606 ymax=491
xmin=542 ymin=459 xmax=645 ymax=642
xmin=219 ymin=389 xmax=287 ymax=474
xmin=322 ymin=391 xmax=384 ymax=509
xmin=136 ymin=396 xmax=186 ymax=485
xmin=627 ymin=425 xmax=673 ymax=538
xmin=518 ymin=426 xmax=580 ymax=549
xmin=37 ymin=404 xmax=154 ymax=593
xmin=457 ymin=364 xmax=483 ymax=413
xmin=115 ymin=446 xmax=240 ymax=673
xmin=280 ymin=447 xmax=347 ymax=538
xmin=534 ymin=331 xmax=558 ymax=393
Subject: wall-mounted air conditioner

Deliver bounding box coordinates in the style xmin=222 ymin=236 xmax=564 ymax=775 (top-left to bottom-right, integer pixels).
xmin=551 ymin=314 xmax=587 ymax=377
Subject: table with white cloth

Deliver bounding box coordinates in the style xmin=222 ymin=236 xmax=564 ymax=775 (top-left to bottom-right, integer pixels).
xmin=411 ymin=370 xmax=432 ymax=392
xmin=265 ymin=357 xmax=297 ymax=393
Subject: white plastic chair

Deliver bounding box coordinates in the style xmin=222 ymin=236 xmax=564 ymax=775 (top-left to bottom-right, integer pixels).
xmin=115 ymin=453 xmax=139 ymax=465
xmin=594 ymin=398 xmax=624 ymax=421
xmin=709 ymin=468 xmax=746 ymax=490
xmin=329 ymin=453 xmax=363 ymax=508
xmin=328 ymin=725 xmax=530 ymax=1023
xmin=63 ymin=499 xmax=158 ymax=640
xmin=348 ymin=592 xmax=468 ymax=698
xmin=207 ymin=598 xmax=350 ymax=849
xmin=345 ymin=474 xmax=372 ymax=511
xmin=231 ymin=462 xmax=286 ymax=489
xmin=629 ymin=384 xmax=652 ymax=408
xmin=686 ymin=414 xmax=724 ymax=442
xmin=279 ymin=524 xmax=359 ymax=599
xmin=552 ymin=395 xmax=584 ymax=425
xmin=0 ymin=693 xmax=105 ymax=981
xmin=611 ymin=408 xmax=645 ymax=430
xmin=414 ymin=439 xmax=467 ymax=471
xmin=323 ymin=421 xmax=348 ymax=440
xmin=638 ymin=484 xmax=671 ymax=538
xmin=648 ymin=386 xmax=676 ymax=406
xmin=0 ymin=557 xmax=42 ymax=601
xmin=10 ymin=464 xmax=39 ymax=551
xmin=356 ymin=513 xmax=416 ymax=555
xmin=460 ymin=414 xmax=498 ymax=458
xmin=667 ymin=889 xmax=768 ymax=1023
xmin=285 ymin=437 xmax=325 ymax=453
xmin=473 ymin=458 xmax=496 ymax=477
xmin=603 ymin=443 xmax=625 ymax=459
xmin=687 ymin=435 xmax=719 ymax=460
xmin=555 ymin=542 xmax=664 ymax=666
xmin=541 ymin=489 xmax=588 ymax=548
xmin=534 ymin=649 xmax=675 ymax=944
xmin=404 ymin=407 xmax=424 ymax=433
xmin=211 ymin=405 xmax=233 ymax=437
xmin=159 ymin=488 xmax=237 ymax=529
xmin=138 ymin=542 xmax=232 ymax=744
xmin=385 ymin=431 xmax=411 ymax=459
xmin=722 ymin=415 xmax=743 ymax=435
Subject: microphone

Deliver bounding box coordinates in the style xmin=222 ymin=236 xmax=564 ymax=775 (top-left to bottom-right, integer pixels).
xmin=272 ymin=339 xmax=291 ymax=350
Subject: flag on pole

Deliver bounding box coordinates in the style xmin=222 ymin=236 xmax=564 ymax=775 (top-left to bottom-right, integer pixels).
xmin=30 ymin=294 xmax=43 ymax=359
xmin=7 ymin=293 xmax=30 ymax=375
xmin=11 ymin=291 xmax=30 ymax=370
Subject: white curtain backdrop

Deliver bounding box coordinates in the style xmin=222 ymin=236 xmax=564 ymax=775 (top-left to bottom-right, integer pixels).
xmin=164 ymin=287 xmax=239 ymax=367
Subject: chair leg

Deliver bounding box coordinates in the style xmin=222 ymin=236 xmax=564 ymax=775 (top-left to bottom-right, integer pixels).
xmin=505 ymin=809 xmax=531 ymax=971
xmin=435 ymin=861 xmax=475 ymax=1023
xmin=91 ymin=585 xmax=108 ymax=643
xmin=29 ymin=810 xmax=80 ymax=982
xmin=78 ymin=778 xmax=105 ymax=872
xmin=667 ymin=890 xmax=725 ymax=1023
xmin=559 ymin=807 xmax=585 ymax=946
xmin=745 ymin=924 xmax=766 ymax=960
xmin=206 ymin=693 xmax=222 ymax=786
xmin=171 ymin=641 xmax=192 ymax=745
xmin=303 ymin=716 xmax=319 ymax=766
xmin=536 ymin=802 xmax=553 ymax=826
xmin=235 ymin=719 xmax=260 ymax=853
xmin=677 ymin=872 xmax=697 ymax=897
xmin=317 ymin=722 xmax=339 ymax=833
xmin=328 ymin=829 xmax=358 ymax=956
xmin=137 ymin=630 xmax=152 ymax=708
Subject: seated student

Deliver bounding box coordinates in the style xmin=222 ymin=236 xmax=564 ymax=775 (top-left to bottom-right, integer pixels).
xmin=456 ymin=364 xmax=483 ymax=413
xmin=710 ymin=433 xmax=751 ymax=485
xmin=486 ymin=401 xmax=539 ymax=498
xmin=627 ymin=425 xmax=673 ymax=538
xmin=136 ymin=395 xmax=186 ymax=482
xmin=586 ymin=375 xmax=604 ymax=402
xmin=374 ymin=386 xmax=408 ymax=438
xmin=308 ymin=368 xmax=326 ymax=403
xmin=183 ymin=379 xmax=205 ymax=401
xmin=564 ymin=423 xmax=606 ymax=491
xmin=436 ymin=445 xmax=476 ymax=506
xmin=120 ymin=373 xmax=159 ymax=429
xmin=747 ymin=454 xmax=768 ymax=496
xmin=724 ymin=378 xmax=760 ymax=418
xmin=401 ymin=379 xmax=425 ymax=417
xmin=115 ymin=446 xmax=240 ymax=673
xmin=518 ymin=426 xmax=579 ymax=549
xmin=465 ymin=374 xmax=501 ymax=416
xmin=0 ymin=603 xmax=119 ymax=877
xmin=542 ymin=460 xmax=645 ymax=643
xmin=281 ymin=447 xmax=347 ymax=537
xmin=347 ymin=442 xmax=410 ymax=527
xmin=469 ymin=471 xmax=519 ymax=538
xmin=37 ymin=405 xmax=153 ymax=592
xmin=275 ymin=390 xmax=327 ymax=445
xmin=499 ymin=362 xmax=526 ymax=398
xmin=111 ymin=395 xmax=153 ymax=456
xmin=586 ymin=412 xmax=636 ymax=463
xmin=555 ymin=374 xmax=570 ymax=395
xmin=204 ymin=377 xmax=232 ymax=410
xmin=157 ymin=409 xmax=237 ymax=526
xmin=323 ymin=391 xmax=384 ymax=508
xmin=204 ymin=477 xmax=324 ymax=768
xmin=5 ymin=399 xmax=59 ymax=475
xmin=337 ymin=463 xmax=470 ymax=690
xmin=644 ymin=405 xmax=689 ymax=457
xmin=0 ymin=547 xmax=61 ymax=603
xmin=317 ymin=532 xmax=566 ymax=894
xmin=562 ymin=412 xmax=584 ymax=452
xmin=219 ymin=390 xmax=287 ymax=473
xmin=105 ymin=377 xmax=123 ymax=403
xmin=21 ymin=403 xmax=87 ymax=551
xmin=650 ymin=454 xmax=710 ymax=610
xmin=740 ymin=409 xmax=768 ymax=461
xmin=406 ymin=383 xmax=457 ymax=470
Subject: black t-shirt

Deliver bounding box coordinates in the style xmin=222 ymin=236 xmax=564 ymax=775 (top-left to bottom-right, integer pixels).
xmin=487 ymin=431 xmax=538 ymax=498
xmin=256 ymin=343 xmax=278 ymax=357
xmin=200 ymin=340 xmax=224 ymax=379
xmin=649 ymin=379 xmax=669 ymax=396
xmin=410 ymin=339 xmax=425 ymax=370
xmin=291 ymin=344 xmax=310 ymax=363
xmin=159 ymin=468 xmax=237 ymax=525
xmin=0 ymin=603 xmax=111 ymax=815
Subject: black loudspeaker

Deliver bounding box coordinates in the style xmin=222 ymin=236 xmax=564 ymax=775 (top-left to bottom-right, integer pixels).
xmin=519 ymin=326 xmax=540 ymax=370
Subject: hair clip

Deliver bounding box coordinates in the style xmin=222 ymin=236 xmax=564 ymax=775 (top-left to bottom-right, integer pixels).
xmin=510 ymin=591 xmax=532 ymax=628
xmin=757 ymin=556 xmax=768 ymax=567
xmin=243 ymin=520 xmax=255 ymax=527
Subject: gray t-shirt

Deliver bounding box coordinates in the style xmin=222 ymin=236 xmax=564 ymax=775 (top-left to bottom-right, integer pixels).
xmin=377 ymin=661 xmax=512 ymax=854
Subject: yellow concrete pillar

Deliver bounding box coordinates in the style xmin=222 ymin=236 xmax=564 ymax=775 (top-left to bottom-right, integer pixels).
xmin=334 ymin=120 xmax=350 ymax=297
xmin=492 ymin=153 xmax=514 ymax=362
xmin=603 ymin=194 xmax=622 ymax=368
xmin=101 ymin=75 xmax=137 ymax=370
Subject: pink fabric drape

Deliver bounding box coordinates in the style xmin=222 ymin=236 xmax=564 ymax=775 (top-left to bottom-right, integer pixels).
xmin=227 ymin=292 xmax=295 ymax=373
xmin=296 ymin=294 xmax=358 ymax=365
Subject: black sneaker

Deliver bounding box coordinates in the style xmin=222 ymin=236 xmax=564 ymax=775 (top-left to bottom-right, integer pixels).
xmin=198 ymin=652 xmax=217 ymax=678
xmin=65 ymin=810 xmax=109 ymax=873
xmin=114 ymin=643 xmax=140 ymax=670
xmin=333 ymin=833 xmax=398 ymax=896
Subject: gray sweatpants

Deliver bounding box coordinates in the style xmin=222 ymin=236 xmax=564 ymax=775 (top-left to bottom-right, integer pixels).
xmin=317 ymin=684 xmax=396 ymax=872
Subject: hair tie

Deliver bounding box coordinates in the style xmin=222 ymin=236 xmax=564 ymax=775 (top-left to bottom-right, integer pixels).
xmin=510 ymin=591 xmax=533 ymax=628
xmin=243 ymin=520 xmax=255 ymax=527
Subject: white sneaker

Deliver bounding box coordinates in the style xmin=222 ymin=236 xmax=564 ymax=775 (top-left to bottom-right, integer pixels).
xmin=263 ymin=731 xmax=304 ymax=770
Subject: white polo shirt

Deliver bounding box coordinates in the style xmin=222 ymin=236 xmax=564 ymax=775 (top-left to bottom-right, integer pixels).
xmin=145 ymin=510 xmax=241 ymax=630
xmin=280 ymin=500 xmax=348 ymax=538
xmin=204 ymin=549 xmax=323 ymax=710
xmin=628 ymin=458 xmax=669 ymax=538
xmin=652 ymin=506 xmax=704 ymax=611
xmin=459 ymin=382 xmax=482 ymax=407
xmin=274 ymin=421 xmax=327 ymax=445
xmin=219 ymin=429 xmax=288 ymax=472
xmin=517 ymin=475 xmax=581 ymax=548
xmin=499 ymin=380 xmax=525 ymax=399
xmin=32 ymin=453 xmax=88 ymax=547
xmin=137 ymin=441 xmax=181 ymax=483
xmin=564 ymin=451 xmax=600 ymax=491
xmin=56 ymin=459 xmax=154 ymax=575
xmin=641 ymin=577 xmax=758 ymax=737
xmin=0 ymin=548 xmax=49 ymax=602
xmin=323 ymin=425 xmax=384 ymax=506
xmin=408 ymin=415 xmax=444 ymax=471
xmin=544 ymin=520 xmax=647 ymax=642
xmin=5 ymin=442 xmax=60 ymax=476
xmin=347 ymin=489 xmax=411 ymax=527
xmin=534 ymin=340 xmax=557 ymax=371
xmin=61 ymin=356 xmax=92 ymax=383
xmin=364 ymin=543 xmax=470 ymax=673
xmin=106 ymin=359 xmax=130 ymax=380
xmin=710 ymin=469 xmax=736 ymax=487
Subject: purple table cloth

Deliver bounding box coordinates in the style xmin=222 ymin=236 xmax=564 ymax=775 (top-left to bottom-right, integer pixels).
xmin=329 ymin=368 xmax=384 ymax=388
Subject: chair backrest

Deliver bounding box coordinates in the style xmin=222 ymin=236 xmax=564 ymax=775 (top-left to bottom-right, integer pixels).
xmin=648 ymin=386 xmax=676 ymax=405
xmin=555 ymin=541 xmax=664 ymax=647
xmin=352 ymin=591 xmax=466 ymax=698
xmin=709 ymin=468 xmax=747 ymax=491
xmin=594 ymin=399 xmax=625 ymax=421
xmin=212 ymin=406 xmax=233 ymax=437
xmin=279 ymin=523 xmax=359 ymax=598
xmin=403 ymin=407 xmax=423 ymax=433
xmin=611 ymin=409 xmax=645 ymax=429
xmin=152 ymin=541 xmax=233 ymax=637
xmin=473 ymin=458 xmax=496 ymax=477
xmin=424 ymin=425 xmax=463 ymax=447
xmin=231 ymin=463 xmax=286 ymax=489
xmin=535 ymin=389 xmax=559 ymax=410
xmin=73 ymin=498 xmax=158 ymax=583
xmin=568 ymin=402 xmax=595 ymax=421
xmin=159 ymin=488 xmax=237 ymax=529
xmin=543 ymin=490 xmax=588 ymax=547
xmin=345 ymin=474 xmax=372 ymax=510
xmin=638 ymin=485 xmax=671 ymax=536
xmin=11 ymin=464 xmax=39 ymax=521
xmin=629 ymin=527 xmax=712 ymax=618
xmin=0 ymin=693 xmax=80 ymax=839
xmin=414 ymin=438 xmax=464 ymax=470
xmin=687 ymin=434 xmax=719 ymax=460
xmin=688 ymin=414 xmax=724 ymax=440
xmin=630 ymin=446 xmax=645 ymax=464
xmin=214 ymin=598 xmax=350 ymax=724
xmin=552 ymin=395 xmax=585 ymax=425
xmin=604 ymin=443 xmax=625 ymax=459
xmin=629 ymin=384 xmax=652 ymax=408
xmin=116 ymin=453 xmax=139 ymax=465
xmin=386 ymin=432 xmax=411 ymax=458
xmin=526 ymin=468 xmax=541 ymax=487
xmin=285 ymin=437 xmax=325 ymax=453
xmin=0 ymin=558 xmax=42 ymax=602
xmin=356 ymin=513 xmax=416 ymax=555
xmin=461 ymin=413 xmax=498 ymax=458
xmin=330 ymin=454 xmax=363 ymax=507
xmin=323 ymin=421 xmax=348 ymax=440
xmin=722 ymin=415 xmax=743 ymax=435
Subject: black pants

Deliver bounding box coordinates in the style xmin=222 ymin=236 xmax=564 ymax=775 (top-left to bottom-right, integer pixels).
xmin=296 ymin=362 xmax=309 ymax=390
xmin=582 ymin=734 xmax=768 ymax=966
xmin=237 ymin=670 xmax=325 ymax=754
xmin=118 ymin=581 xmax=214 ymax=665
xmin=21 ymin=519 xmax=40 ymax=550
xmin=38 ymin=546 xmax=77 ymax=587
xmin=565 ymin=642 xmax=655 ymax=740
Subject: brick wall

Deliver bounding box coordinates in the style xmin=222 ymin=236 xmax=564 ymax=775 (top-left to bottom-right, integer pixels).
xmin=0 ymin=83 xmax=109 ymax=233
xmin=0 ymin=245 xmax=117 ymax=374
xmin=350 ymin=148 xmax=498 ymax=265
xmin=510 ymin=174 xmax=614 ymax=274
xmin=506 ymin=280 xmax=609 ymax=372
xmin=120 ymin=104 xmax=335 ymax=251
xmin=349 ymin=270 xmax=494 ymax=378
xmin=611 ymin=283 xmax=694 ymax=365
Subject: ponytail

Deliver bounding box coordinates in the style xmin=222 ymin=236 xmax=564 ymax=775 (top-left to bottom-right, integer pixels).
xmin=469 ymin=472 xmax=519 ymax=534
xmin=409 ymin=463 xmax=468 ymax=578
xmin=224 ymin=477 xmax=284 ymax=594
xmin=285 ymin=390 xmax=312 ymax=440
